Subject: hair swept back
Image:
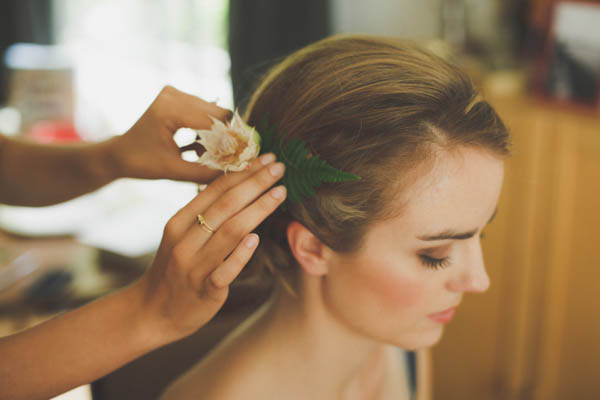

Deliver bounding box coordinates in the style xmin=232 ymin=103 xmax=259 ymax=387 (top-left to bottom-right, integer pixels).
xmin=239 ymin=34 xmax=510 ymax=292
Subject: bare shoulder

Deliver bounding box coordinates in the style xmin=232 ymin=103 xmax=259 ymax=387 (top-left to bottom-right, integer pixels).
xmin=161 ymin=308 xmax=277 ymax=400
xmin=415 ymin=348 xmax=433 ymax=400
xmin=160 ymin=331 xmax=272 ymax=400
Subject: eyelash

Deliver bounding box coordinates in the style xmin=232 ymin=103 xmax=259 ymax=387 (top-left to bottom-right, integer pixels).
xmin=419 ymin=232 xmax=486 ymax=270
xmin=419 ymin=254 xmax=451 ymax=270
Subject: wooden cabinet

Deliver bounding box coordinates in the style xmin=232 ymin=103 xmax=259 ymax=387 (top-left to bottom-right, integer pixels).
xmin=432 ymin=94 xmax=600 ymax=400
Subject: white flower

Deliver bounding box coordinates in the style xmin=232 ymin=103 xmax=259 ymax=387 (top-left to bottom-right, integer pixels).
xmin=194 ymin=111 xmax=261 ymax=173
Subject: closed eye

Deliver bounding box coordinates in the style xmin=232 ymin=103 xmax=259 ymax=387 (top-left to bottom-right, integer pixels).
xmin=419 ymin=254 xmax=451 ymax=270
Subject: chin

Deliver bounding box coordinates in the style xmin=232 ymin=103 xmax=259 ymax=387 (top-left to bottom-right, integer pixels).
xmin=389 ymin=324 xmax=445 ymax=350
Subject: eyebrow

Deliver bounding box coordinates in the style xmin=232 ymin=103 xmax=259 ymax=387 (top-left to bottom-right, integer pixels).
xmin=416 ymin=208 xmax=498 ymax=241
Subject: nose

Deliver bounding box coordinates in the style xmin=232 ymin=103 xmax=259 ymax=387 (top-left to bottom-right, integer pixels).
xmin=446 ymin=239 xmax=490 ymax=293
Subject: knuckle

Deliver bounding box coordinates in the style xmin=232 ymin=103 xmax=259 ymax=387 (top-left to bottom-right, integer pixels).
xmin=155 ymin=86 xmax=179 ymax=116
xmin=214 ymin=192 xmax=238 ymax=215
xmin=163 ymin=218 xmax=179 ymax=241
xmin=206 ymin=284 xmax=228 ymax=303
xmin=160 ymin=85 xmax=176 ymax=96
xmin=195 ymin=184 xmax=221 ymax=207
xmin=257 ymin=166 xmax=278 ymax=186
xmin=205 ymin=177 xmax=225 ymax=195
xmin=217 ymin=108 xmax=233 ymax=121
xmin=219 ymin=220 xmax=243 ymax=238
xmin=210 ymin=270 xmax=227 ymax=289
xmin=259 ymin=190 xmax=279 ymax=211
xmin=170 ymin=245 xmax=189 ymax=272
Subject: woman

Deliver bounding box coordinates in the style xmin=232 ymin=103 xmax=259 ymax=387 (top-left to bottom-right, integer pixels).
xmin=162 ymin=35 xmax=510 ymax=400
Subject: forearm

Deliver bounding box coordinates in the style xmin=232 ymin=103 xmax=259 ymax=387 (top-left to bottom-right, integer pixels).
xmin=0 ymin=135 xmax=120 ymax=206
xmin=0 ymin=283 xmax=169 ymax=400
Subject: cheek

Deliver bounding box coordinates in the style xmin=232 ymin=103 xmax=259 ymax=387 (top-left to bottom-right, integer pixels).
xmin=357 ymin=266 xmax=427 ymax=312
xmin=325 ymin=249 xmax=447 ymax=347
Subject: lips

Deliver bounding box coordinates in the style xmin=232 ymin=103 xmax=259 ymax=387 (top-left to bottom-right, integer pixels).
xmin=428 ymin=307 xmax=457 ymax=324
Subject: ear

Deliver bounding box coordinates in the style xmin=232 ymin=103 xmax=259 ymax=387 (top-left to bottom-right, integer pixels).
xmin=286 ymin=221 xmax=332 ymax=276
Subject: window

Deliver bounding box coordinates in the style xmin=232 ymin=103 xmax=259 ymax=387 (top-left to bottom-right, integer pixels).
xmin=52 ymin=0 xmax=231 ymax=140
xmin=0 ymin=1 xmax=231 ymax=255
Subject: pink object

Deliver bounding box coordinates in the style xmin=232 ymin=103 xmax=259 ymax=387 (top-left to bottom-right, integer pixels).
xmin=28 ymin=120 xmax=81 ymax=143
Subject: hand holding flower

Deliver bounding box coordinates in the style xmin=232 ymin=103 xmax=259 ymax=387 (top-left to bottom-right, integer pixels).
xmin=107 ymin=85 xmax=233 ymax=184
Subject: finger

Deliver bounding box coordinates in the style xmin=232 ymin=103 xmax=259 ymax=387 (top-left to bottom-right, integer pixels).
xmin=202 ymin=162 xmax=285 ymax=229
xmin=201 ymin=233 xmax=259 ymax=290
xmin=194 ymin=153 xmax=278 ymax=210
xmin=179 ymin=142 xmax=206 ymax=156
xmin=168 ymin=153 xmax=277 ymax=235
xmin=192 ymin=185 xmax=286 ymax=277
xmin=172 ymin=144 xmax=267 ymax=184
xmin=160 ymin=86 xmax=233 ymax=130
xmin=180 ymin=161 xmax=285 ymax=250
xmin=173 ymin=152 xmax=277 ymax=225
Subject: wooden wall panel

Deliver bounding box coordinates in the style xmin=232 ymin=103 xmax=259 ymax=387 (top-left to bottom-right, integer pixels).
xmin=432 ymin=94 xmax=600 ymax=399
xmin=490 ymin=99 xmax=551 ymax=400
xmin=553 ymin=114 xmax=600 ymax=400
xmin=531 ymin=110 xmax=579 ymax=400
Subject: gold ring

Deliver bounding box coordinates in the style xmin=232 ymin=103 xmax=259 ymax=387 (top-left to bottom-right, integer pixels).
xmin=196 ymin=214 xmax=215 ymax=234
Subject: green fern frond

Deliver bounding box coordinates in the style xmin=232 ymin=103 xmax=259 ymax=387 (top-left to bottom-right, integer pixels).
xmin=258 ymin=116 xmax=361 ymax=208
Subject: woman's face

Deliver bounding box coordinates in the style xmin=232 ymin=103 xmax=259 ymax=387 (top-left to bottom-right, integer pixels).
xmin=322 ymin=146 xmax=504 ymax=349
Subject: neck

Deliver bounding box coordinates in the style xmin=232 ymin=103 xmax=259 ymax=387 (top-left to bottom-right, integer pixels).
xmin=254 ymin=276 xmax=392 ymax=397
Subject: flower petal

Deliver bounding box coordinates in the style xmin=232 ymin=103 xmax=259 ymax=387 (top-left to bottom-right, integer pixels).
xmin=193 ymin=110 xmax=261 ymax=171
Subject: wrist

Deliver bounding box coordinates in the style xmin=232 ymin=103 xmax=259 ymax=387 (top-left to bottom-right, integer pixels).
xmin=123 ymin=277 xmax=183 ymax=349
xmin=99 ymin=135 xmax=129 ymax=181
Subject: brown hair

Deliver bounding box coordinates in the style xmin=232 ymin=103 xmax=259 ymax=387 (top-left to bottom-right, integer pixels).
xmin=241 ymin=34 xmax=510 ymax=291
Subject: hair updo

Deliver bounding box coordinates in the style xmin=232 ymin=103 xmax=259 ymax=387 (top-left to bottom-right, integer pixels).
xmin=240 ymin=34 xmax=510 ymax=292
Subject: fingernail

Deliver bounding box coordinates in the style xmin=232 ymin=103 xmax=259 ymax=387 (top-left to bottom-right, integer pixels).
xmin=271 ymin=185 xmax=286 ymax=200
xmin=260 ymin=153 xmax=276 ymax=165
xmin=244 ymin=234 xmax=259 ymax=248
xmin=269 ymin=163 xmax=285 ymax=177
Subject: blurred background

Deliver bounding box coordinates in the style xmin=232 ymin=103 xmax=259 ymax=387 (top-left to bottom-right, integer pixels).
xmin=0 ymin=1 xmax=599 ymax=399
